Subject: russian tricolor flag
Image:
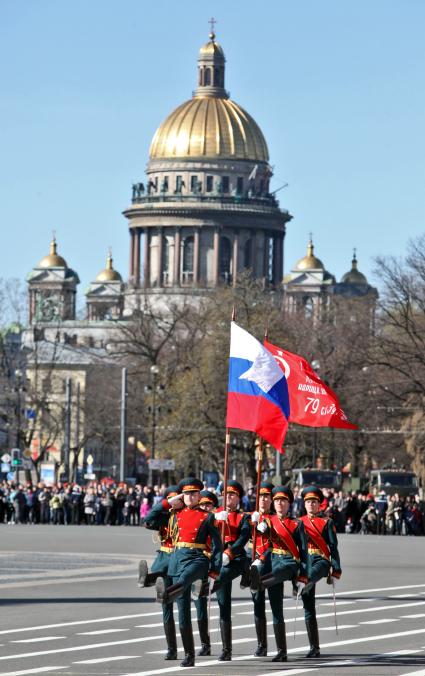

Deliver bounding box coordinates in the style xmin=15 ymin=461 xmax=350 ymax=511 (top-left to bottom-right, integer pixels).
xmin=226 ymin=322 xmax=290 ymax=450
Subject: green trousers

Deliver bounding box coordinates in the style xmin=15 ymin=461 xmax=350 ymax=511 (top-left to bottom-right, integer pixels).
xmin=302 ymin=555 xmax=330 ymax=621
xmin=216 ymin=556 xmax=248 ymax=622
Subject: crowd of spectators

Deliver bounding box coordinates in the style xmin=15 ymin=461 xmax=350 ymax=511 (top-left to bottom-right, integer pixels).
xmin=0 ymin=479 xmax=424 ymax=535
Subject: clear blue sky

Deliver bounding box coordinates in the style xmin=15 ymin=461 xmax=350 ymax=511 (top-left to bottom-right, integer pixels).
xmin=1 ymin=0 xmax=424 ymax=308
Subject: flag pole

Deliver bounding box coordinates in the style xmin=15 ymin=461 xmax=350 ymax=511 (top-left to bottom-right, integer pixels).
xmin=252 ymin=437 xmax=263 ymax=560
xmin=222 ymin=306 xmax=235 ymax=539
xmin=252 ymin=321 xmax=269 ymax=560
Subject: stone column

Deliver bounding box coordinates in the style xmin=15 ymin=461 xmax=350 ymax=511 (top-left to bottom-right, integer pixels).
xmin=263 ymin=231 xmax=270 ymax=281
xmin=276 ymin=233 xmax=283 ymax=284
xmin=142 ymin=229 xmax=149 ymax=289
xmin=251 ymin=230 xmax=257 ymax=278
xmin=213 ymin=227 xmax=220 ymax=286
xmin=134 ymin=229 xmax=141 ymax=287
xmin=193 ymin=228 xmax=200 ymax=285
xmin=157 ymin=228 xmax=163 ymax=288
xmin=173 ymin=228 xmax=181 ymax=286
xmin=232 ymin=231 xmax=239 ymax=287
xmin=129 ymin=230 xmax=135 ymax=281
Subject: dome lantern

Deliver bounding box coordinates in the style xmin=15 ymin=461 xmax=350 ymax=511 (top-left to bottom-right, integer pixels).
xmin=195 ymin=23 xmax=227 ymax=99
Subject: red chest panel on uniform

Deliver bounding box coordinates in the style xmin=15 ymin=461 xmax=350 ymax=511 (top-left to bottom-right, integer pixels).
xmin=300 ymin=515 xmax=330 ymax=557
xmin=255 ymin=513 xmax=271 ymax=556
xmin=216 ymin=508 xmax=243 ymax=543
xmin=176 ymin=507 xmax=208 ymax=542
xmin=269 ymin=516 xmax=300 ymax=560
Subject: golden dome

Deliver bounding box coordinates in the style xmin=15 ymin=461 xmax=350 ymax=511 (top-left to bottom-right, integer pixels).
xmin=295 ymin=238 xmax=325 ymax=271
xmin=96 ymin=251 xmax=122 ymax=282
xmin=149 ymin=96 xmax=269 ymax=161
xmin=38 ymin=237 xmax=67 ymax=268
xmin=199 ymin=33 xmax=225 ymax=59
xmin=341 ymin=251 xmax=368 ymax=284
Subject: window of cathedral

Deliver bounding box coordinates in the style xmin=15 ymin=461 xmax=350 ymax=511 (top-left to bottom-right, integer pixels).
xmin=219 ymin=236 xmax=232 ymax=283
xmin=162 ymin=237 xmax=170 ymax=286
xmin=206 ymin=175 xmax=213 ymax=192
xmin=162 ymin=176 xmax=169 ymax=192
xmin=175 ymin=175 xmax=183 ymax=193
xmin=190 ymin=175 xmax=199 ymax=193
xmin=244 ymin=238 xmax=252 ymax=269
xmin=182 ymin=236 xmax=194 ymax=284
xmin=205 ymin=68 xmax=211 ymax=85
xmin=222 ymin=176 xmax=229 ymax=193
xmin=236 ymin=177 xmax=244 ymax=195
xmin=304 ymin=296 xmax=314 ymax=319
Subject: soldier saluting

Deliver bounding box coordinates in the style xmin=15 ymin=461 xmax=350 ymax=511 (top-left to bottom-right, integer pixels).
xmin=155 ymin=477 xmax=222 ymax=668
xmin=299 ymin=485 xmax=342 ymax=658
xmin=250 ymin=486 xmax=308 ymax=662
xmin=138 ymin=485 xmax=183 ymax=661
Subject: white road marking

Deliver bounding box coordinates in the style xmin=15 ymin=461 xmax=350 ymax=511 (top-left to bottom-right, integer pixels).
xmin=0 ymin=574 xmax=136 ymax=590
xmin=320 ymin=624 xmax=356 ymax=630
xmin=11 ymin=636 xmax=67 ymax=643
xmin=360 ymin=618 xmax=398 ymax=624
xmin=121 ymin=628 xmax=425 ymax=676
xmin=77 ymin=628 xmax=130 ymax=635
xmin=399 ymin=671 xmax=425 ymax=676
xmin=74 ymin=655 xmax=140 ymax=664
xmin=401 ymin=614 xmax=425 ymax=619
xmin=0 ymin=668 xmax=67 ymax=676
xmin=319 ymin=601 xmax=355 ymax=606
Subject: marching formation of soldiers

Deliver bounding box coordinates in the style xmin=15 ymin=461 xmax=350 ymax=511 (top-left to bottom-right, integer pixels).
xmin=138 ymin=477 xmax=342 ymax=667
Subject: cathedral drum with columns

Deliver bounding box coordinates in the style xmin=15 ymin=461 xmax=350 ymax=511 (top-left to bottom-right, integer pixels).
xmin=124 ymin=29 xmax=292 ymax=310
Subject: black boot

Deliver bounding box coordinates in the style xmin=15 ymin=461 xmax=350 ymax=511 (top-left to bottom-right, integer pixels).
xmin=197 ymin=618 xmax=211 ymax=656
xmin=163 ymin=618 xmax=178 ymax=660
xmin=179 ymin=624 xmax=195 ymax=667
xmin=272 ymin=622 xmax=287 ymax=662
xmin=250 ymin=565 xmax=262 ymax=591
xmin=253 ymin=616 xmax=267 ymax=657
xmin=138 ymin=560 xmax=161 ymax=588
xmin=156 ymin=578 xmax=184 ymax=605
xmin=218 ymin=620 xmax=232 ymax=661
xmin=305 ymin=618 xmax=320 ymax=658
xmin=240 ymin=562 xmax=251 ymax=589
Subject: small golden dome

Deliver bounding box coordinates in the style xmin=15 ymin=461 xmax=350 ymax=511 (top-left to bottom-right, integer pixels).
xmin=150 ymin=96 xmax=269 ymax=161
xmin=96 ymin=251 xmax=122 ymax=282
xmin=38 ymin=237 xmax=67 ymax=268
xmin=341 ymin=250 xmax=367 ymax=285
xmin=295 ymin=238 xmax=325 ymax=271
xmin=199 ymin=33 xmax=225 ymax=59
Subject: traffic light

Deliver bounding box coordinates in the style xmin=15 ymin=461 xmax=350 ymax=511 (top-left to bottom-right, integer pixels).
xmin=11 ymin=448 xmax=22 ymax=466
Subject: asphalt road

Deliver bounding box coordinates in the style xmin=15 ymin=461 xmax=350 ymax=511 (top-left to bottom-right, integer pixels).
xmin=1 ymin=525 xmax=425 ymax=676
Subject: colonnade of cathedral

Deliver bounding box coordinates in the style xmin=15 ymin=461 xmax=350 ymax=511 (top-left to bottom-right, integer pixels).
xmin=128 ymin=227 xmax=284 ymax=288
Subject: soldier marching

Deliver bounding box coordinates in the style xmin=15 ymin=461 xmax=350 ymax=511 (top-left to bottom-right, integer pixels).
xmin=138 ymin=477 xmax=342 ymax=667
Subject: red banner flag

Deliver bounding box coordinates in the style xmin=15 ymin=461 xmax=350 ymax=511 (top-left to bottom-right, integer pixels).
xmin=264 ymin=340 xmax=357 ymax=429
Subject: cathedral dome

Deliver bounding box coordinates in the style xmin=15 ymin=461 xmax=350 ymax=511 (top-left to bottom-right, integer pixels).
xmin=341 ymin=251 xmax=368 ymax=285
xmin=295 ymin=238 xmax=325 ymax=271
xmin=95 ymin=252 xmax=122 ymax=282
xmin=38 ymin=237 xmax=67 ymax=268
xmin=149 ymin=31 xmax=269 ymax=162
xmin=149 ymin=97 xmax=269 ymax=162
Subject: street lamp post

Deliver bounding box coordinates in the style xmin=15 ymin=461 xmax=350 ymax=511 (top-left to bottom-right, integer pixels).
xmin=14 ymin=369 xmax=23 ymax=483
xmin=148 ymin=364 xmax=159 ymax=485
xmin=311 ymin=359 xmax=320 ymax=468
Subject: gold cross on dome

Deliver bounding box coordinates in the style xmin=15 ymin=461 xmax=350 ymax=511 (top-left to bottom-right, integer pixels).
xmin=209 ymin=17 xmax=217 ymax=35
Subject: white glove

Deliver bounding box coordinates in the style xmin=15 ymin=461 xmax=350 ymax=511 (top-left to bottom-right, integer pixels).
xmin=168 ymin=493 xmax=184 ymax=506
xmin=296 ymin=581 xmax=305 ymax=594
xmin=222 ymin=553 xmax=230 ymax=566
xmin=215 ymin=510 xmax=228 ymax=522
xmin=251 ymin=511 xmax=260 ymax=523
xmin=208 ymin=576 xmax=216 ymax=590
xmin=257 ymin=521 xmax=268 ymax=533
xmin=251 ymin=558 xmax=262 ymax=568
